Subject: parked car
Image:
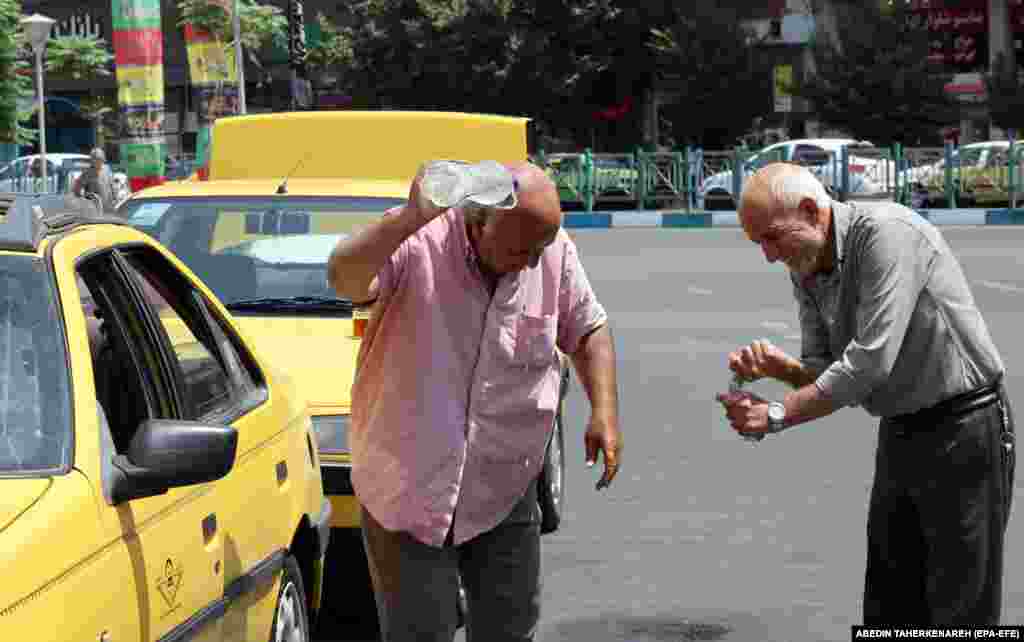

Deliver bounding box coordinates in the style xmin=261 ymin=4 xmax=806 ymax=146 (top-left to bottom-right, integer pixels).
xmin=0 ymin=153 xmax=130 ymax=205
xmin=0 ymin=192 xmax=330 ymax=641
xmin=119 ymin=110 xmax=571 ymax=636
xmin=905 ymin=141 xmax=1020 ymax=207
xmin=697 ymin=139 xmax=893 ymax=210
xmin=542 ymin=153 xmax=640 ymax=205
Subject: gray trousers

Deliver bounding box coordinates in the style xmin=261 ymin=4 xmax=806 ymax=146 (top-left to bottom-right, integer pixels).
xmin=361 ymin=479 xmax=541 ymax=642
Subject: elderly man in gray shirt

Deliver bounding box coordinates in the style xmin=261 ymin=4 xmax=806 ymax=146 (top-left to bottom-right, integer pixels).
xmin=718 ymin=162 xmax=1014 ymax=625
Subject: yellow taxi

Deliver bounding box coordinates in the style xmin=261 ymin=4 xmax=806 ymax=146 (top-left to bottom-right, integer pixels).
xmin=118 ymin=111 xmax=570 ymax=634
xmin=0 ymin=192 xmax=330 ymax=641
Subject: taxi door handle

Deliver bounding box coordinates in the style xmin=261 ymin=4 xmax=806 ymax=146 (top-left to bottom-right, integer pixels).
xmin=202 ymin=513 xmax=217 ymax=543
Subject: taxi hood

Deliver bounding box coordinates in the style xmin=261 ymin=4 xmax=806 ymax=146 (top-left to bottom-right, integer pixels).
xmin=0 ymin=479 xmax=50 ymax=534
xmin=233 ymin=315 xmax=359 ymax=410
xmin=208 ymin=111 xmax=531 ymax=183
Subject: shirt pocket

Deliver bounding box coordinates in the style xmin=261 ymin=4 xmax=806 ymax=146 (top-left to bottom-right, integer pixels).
xmin=515 ymin=313 xmax=556 ymax=369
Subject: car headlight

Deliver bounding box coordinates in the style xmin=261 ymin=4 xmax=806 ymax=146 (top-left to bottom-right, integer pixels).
xmin=311 ymin=415 xmax=350 ymax=453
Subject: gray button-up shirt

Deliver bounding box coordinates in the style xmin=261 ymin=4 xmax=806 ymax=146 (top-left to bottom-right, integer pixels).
xmin=794 ymin=200 xmax=1004 ymax=417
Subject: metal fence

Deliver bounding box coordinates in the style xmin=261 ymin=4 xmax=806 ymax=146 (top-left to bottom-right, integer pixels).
xmin=535 ymin=142 xmax=1024 ymax=212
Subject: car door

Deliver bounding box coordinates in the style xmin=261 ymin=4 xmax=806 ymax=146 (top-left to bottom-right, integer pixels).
xmin=115 ymin=244 xmax=294 ymax=641
xmin=74 ymin=248 xmax=226 ymax=641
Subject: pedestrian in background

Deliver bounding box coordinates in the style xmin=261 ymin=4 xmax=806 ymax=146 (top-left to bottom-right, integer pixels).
xmin=327 ymin=161 xmax=623 ymax=641
xmin=73 ymin=147 xmax=116 ymax=213
xmin=717 ymin=162 xmax=1014 ymax=625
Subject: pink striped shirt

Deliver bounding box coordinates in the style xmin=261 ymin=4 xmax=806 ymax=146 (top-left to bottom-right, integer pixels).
xmin=350 ymin=208 xmax=607 ymax=547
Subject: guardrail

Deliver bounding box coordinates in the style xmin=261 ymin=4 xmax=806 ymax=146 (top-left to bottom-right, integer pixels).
xmin=536 ymin=142 xmax=1023 ymax=212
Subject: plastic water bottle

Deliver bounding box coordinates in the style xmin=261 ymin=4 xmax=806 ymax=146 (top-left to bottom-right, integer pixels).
xmin=729 ymin=374 xmax=764 ymax=444
xmin=419 ymin=160 xmax=517 ymax=210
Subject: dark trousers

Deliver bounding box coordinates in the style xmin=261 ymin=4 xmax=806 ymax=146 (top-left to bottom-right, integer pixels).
xmin=360 ymin=479 xmax=541 ymax=642
xmin=863 ymin=386 xmax=1015 ymax=625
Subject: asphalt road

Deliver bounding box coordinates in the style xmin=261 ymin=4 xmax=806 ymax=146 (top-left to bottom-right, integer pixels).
xmin=319 ymin=225 xmax=1024 ymax=642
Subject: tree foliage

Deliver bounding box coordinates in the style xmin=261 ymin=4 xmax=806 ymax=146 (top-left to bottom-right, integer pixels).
xmin=45 ymin=35 xmax=114 ymax=80
xmin=791 ymin=1 xmax=958 ymax=144
xmin=177 ymin=0 xmax=287 ymax=59
xmin=0 ymin=0 xmax=34 ymax=144
xmin=331 ymin=0 xmax=765 ymax=151
xmin=648 ymin=3 xmax=766 ymax=148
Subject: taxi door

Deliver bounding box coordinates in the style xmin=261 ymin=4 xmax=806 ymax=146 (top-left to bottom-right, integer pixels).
xmin=69 ymin=241 xmax=225 ymax=641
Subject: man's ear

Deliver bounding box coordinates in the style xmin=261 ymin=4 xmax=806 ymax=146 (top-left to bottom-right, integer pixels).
xmin=798 ymin=197 xmax=819 ymax=224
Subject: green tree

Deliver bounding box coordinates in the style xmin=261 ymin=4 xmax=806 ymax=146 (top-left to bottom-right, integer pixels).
xmin=177 ymin=0 xmax=287 ymax=66
xmin=333 ymin=0 xmax=760 ymax=150
xmin=0 ymin=0 xmax=35 ymax=146
xmin=44 ymin=34 xmax=113 ymax=80
xmin=791 ymin=1 xmax=958 ymax=144
xmin=647 ymin=4 xmax=766 ymax=149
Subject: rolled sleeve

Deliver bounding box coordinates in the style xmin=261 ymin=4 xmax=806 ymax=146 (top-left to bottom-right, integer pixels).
xmin=374 ymin=207 xmax=413 ymax=303
xmin=557 ymin=235 xmax=607 ymax=355
xmin=815 ymin=220 xmax=936 ymax=407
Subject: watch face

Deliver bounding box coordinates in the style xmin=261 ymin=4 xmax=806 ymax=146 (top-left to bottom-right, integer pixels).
xmin=769 ymin=403 xmax=785 ymax=422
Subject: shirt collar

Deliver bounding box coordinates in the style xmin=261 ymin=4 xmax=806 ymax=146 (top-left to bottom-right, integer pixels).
xmin=829 ymin=199 xmax=852 ymax=271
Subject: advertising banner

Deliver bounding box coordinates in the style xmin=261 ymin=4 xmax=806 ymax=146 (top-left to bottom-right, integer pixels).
xmin=112 ymin=0 xmax=166 ymax=193
xmin=183 ymin=5 xmax=240 ymax=169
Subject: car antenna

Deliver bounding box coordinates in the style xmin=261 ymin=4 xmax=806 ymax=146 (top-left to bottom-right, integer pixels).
xmin=276 ymin=152 xmax=312 ymax=194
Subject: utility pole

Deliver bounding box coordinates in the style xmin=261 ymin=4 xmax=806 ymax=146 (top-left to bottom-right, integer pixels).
xmin=989 ymin=0 xmax=1014 ymax=138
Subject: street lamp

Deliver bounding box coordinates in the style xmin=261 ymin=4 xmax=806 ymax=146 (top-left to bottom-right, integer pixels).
xmin=20 ymin=14 xmax=55 ymax=191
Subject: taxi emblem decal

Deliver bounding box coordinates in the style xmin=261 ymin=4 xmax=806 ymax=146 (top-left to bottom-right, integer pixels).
xmin=158 ymin=558 xmax=183 ymax=611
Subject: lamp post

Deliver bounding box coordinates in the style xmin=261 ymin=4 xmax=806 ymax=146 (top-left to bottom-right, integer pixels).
xmin=20 ymin=14 xmax=55 ymax=191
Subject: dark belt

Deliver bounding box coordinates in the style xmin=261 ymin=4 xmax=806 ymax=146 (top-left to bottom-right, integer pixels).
xmin=888 ymin=380 xmax=1002 ymax=436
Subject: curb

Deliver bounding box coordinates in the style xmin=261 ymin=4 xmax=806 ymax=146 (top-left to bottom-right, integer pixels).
xmin=563 ymin=209 xmax=1024 ymax=229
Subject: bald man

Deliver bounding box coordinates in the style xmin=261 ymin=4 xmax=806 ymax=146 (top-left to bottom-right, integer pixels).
xmin=328 ymin=162 xmax=621 ymax=641
xmin=717 ymin=162 xmax=1014 ymax=625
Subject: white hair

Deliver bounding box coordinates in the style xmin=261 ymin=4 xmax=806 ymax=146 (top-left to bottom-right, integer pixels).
xmin=768 ymin=165 xmax=831 ymax=213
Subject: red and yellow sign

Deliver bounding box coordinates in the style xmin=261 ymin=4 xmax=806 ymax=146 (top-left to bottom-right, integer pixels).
xmin=183 ymin=5 xmax=241 ymax=170
xmin=112 ymin=0 xmax=166 ymax=193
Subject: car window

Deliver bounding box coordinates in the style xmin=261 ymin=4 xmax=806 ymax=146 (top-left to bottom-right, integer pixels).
xmin=957 ymin=147 xmax=985 ymax=167
xmin=120 ymin=250 xmax=238 ymax=421
xmin=0 ymin=255 xmax=71 ymax=475
xmin=78 ymin=253 xmax=174 ymax=452
xmin=121 ymin=196 xmax=405 ymax=306
xmin=747 ymin=146 xmax=787 ymax=170
xmin=792 ymin=144 xmax=831 ymax=165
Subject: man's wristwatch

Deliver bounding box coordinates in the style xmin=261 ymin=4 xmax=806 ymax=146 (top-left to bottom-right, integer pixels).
xmin=767 ymin=401 xmax=787 ymax=434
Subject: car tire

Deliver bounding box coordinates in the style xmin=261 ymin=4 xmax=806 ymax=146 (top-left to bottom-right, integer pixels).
xmin=538 ymin=397 xmax=567 ymax=535
xmin=270 ymin=555 xmax=310 ymax=642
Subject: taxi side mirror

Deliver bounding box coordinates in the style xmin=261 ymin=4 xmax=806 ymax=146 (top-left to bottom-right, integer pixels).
xmin=110 ymin=419 xmax=238 ymax=504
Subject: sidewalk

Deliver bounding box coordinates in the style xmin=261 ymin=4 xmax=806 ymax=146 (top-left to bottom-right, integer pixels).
xmin=562 ymin=208 xmax=1024 ymax=229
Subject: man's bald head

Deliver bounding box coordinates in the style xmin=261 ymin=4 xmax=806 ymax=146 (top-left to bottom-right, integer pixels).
xmin=467 ymin=162 xmax=563 ymax=276
xmin=739 ymin=162 xmax=831 ymax=229
xmin=738 ymin=162 xmax=834 ymax=275
xmin=505 ymin=161 xmax=563 ymax=230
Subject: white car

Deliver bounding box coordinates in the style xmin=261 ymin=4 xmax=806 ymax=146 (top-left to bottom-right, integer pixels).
xmin=904 ymin=141 xmax=1018 ymax=207
xmin=0 ymin=153 xmax=129 ymax=206
xmin=698 ymin=138 xmax=895 ymax=210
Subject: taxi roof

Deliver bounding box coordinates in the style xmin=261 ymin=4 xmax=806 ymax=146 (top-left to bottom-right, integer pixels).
xmin=207 ymin=111 xmax=530 ymax=183
xmin=0 ymin=192 xmax=130 ymax=253
xmin=128 ymin=177 xmax=411 ymax=200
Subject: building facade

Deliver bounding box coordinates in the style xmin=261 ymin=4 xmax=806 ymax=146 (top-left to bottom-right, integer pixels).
xmin=21 ymin=0 xmax=345 ymax=159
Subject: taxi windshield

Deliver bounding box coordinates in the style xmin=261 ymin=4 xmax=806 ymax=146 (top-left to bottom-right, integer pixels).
xmin=0 ymin=255 xmax=71 ymax=475
xmin=121 ymin=196 xmax=405 ymax=309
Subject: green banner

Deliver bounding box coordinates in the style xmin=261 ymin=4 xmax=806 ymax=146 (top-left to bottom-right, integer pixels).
xmin=111 ymin=0 xmax=161 ymax=31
